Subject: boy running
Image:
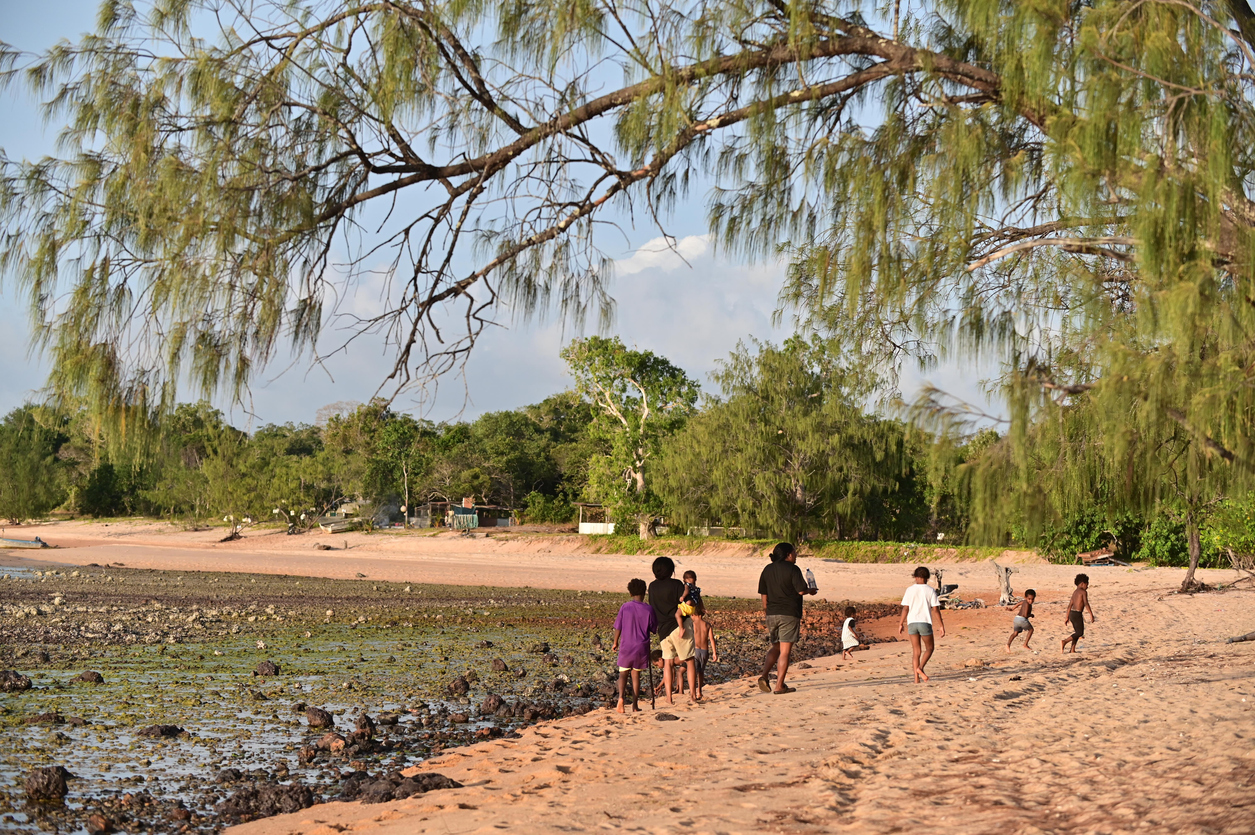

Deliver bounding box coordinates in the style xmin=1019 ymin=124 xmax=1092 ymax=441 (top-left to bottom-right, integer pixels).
xmin=1006 ymin=589 xmax=1036 ymax=651
xmin=1062 ymin=574 xmax=1095 ymax=653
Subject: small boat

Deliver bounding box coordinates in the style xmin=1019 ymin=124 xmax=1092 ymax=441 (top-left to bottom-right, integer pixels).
xmin=318 ymin=520 xmax=358 ymax=534
xmin=0 ymin=536 xmax=50 ymax=549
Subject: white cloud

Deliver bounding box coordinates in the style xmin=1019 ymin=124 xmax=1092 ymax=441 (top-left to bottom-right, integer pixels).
xmin=613 ymin=235 xmax=710 ymax=277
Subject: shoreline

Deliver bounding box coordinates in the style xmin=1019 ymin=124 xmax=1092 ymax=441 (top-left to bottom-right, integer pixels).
xmin=1 ymin=519 xmax=1237 ymax=603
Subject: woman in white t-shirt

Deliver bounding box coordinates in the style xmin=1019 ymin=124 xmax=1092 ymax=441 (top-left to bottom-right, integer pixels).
xmin=897 ymin=566 xmax=946 ymax=683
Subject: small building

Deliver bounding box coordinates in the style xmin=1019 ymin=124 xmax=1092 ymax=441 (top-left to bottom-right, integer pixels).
xmin=415 ymin=501 xmax=516 ymax=529
xmin=575 ymin=503 xmax=615 ymax=535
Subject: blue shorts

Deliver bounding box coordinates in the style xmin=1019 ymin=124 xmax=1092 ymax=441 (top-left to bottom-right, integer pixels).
xmin=907 ymin=622 xmax=933 ymax=636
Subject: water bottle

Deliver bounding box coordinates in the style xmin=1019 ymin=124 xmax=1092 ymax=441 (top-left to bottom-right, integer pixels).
xmin=805 ymin=568 xmax=817 ymax=590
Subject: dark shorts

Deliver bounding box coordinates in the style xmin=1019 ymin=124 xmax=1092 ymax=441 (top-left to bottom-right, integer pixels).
xmin=1069 ymin=610 xmax=1085 ymax=639
xmin=694 ymin=647 xmax=710 ymax=678
xmin=766 ymin=614 xmax=801 ymax=645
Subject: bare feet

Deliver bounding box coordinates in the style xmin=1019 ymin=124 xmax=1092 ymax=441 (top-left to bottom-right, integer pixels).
xmin=916 ymin=667 xmax=930 ymax=683
xmin=631 ymin=704 xmax=640 ymax=712
xmin=615 ymin=701 xmax=626 ymax=714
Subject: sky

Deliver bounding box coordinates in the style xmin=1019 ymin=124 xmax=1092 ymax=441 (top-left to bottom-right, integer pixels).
xmin=0 ymin=1 xmax=1001 ymax=430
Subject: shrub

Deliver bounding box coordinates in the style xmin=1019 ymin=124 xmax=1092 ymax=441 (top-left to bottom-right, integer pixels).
xmin=520 ymin=491 xmax=574 ymax=525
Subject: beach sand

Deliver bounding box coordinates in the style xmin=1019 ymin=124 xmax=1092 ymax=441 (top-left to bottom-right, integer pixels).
xmin=5 ymin=521 xmax=1254 ymax=834
xmin=227 ymin=586 xmax=1255 ymax=835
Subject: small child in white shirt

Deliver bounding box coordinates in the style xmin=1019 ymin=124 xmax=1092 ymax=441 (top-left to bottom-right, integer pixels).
xmin=841 ymin=605 xmax=859 ymax=660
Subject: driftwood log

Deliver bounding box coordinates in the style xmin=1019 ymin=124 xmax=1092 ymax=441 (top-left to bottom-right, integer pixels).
xmin=1226 ymin=631 xmax=1255 ymax=644
xmin=993 ymin=561 xmax=1020 ymax=606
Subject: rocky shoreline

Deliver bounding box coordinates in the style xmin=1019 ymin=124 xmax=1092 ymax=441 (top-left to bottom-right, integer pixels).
xmin=1 ymin=565 xmax=895 ymax=834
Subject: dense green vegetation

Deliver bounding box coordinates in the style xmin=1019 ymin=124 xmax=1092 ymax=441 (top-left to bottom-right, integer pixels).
xmin=2 ymin=337 xmax=1251 ymax=571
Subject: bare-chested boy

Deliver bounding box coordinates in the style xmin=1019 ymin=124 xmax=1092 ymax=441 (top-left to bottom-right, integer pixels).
xmin=1061 ymin=574 xmax=1095 ymax=653
xmin=1006 ymin=589 xmax=1036 ymax=651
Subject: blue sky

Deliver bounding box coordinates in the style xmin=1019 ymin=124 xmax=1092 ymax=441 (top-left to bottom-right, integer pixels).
xmin=0 ymin=2 xmax=998 ymax=429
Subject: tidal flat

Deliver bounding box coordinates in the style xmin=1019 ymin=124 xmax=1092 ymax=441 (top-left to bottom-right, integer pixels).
xmin=0 ymin=562 xmax=892 ymax=834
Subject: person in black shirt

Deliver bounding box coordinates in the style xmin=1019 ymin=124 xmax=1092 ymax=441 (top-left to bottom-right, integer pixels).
xmin=648 ymin=556 xmax=697 ymax=704
xmin=757 ymin=542 xmax=816 ymax=694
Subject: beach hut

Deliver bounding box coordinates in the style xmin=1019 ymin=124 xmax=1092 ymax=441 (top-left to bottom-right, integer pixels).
xmin=575 ymin=503 xmax=615 ymax=535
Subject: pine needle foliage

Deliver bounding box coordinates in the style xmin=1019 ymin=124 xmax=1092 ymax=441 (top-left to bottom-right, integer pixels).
xmin=2 ymin=1 xmax=1254 ymax=585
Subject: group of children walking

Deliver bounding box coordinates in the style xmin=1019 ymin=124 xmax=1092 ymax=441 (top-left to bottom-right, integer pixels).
xmin=612 ymin=557 xmax=1098 ymax=708
xmin=611 ymin=559 xmax=720 ymax=713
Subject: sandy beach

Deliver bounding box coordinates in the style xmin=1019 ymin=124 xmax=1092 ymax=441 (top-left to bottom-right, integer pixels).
xmin=4 ymin=520 xmax=1254 ymax=834
xmin=227 ymin=584 xmax=1255 ymax=835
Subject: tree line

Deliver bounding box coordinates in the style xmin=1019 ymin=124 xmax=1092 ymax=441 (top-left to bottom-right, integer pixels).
xmin=2 ymin=336 xmax=1250 ymax=575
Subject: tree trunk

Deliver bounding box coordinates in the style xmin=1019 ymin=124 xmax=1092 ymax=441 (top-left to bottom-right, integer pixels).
xmin=638 ymin=515 xmax=655 ymax=540
xmin=1180 ymin=513 xmax=1209 ymax=593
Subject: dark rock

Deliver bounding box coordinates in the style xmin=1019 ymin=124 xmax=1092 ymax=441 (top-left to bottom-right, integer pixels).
xmin=529 ymin=642 xmax=550 ymax=653
xmin=561 ymin=656 xmax=574 ymax=665
xmin=297 ymin=746 xmax=318 ymax=764
xmin=169 ymin=807 xmax=192 ymax=821
xmin=251 ymin=690 xmax=268 ymax=701
xmin=448 ymin=712 xmax=469 ymax=724
xmin=25 ymin=712 xmax=66 ymax=724
xmin=217 ymin=783 xmax=315 ymax=823
xmin=293 ymin=701 xmax=307 ymax=714
xmin=464 ymin=670 xmax=479 ymax=683
xmin=314 ymin=543 xmax=333 ymax=551
xmin=377 ymin=713 xmax=400 ymax=726
xmin=306 ymin=706 xmax=335 ymax=729
xmin=495 ymin=704 xmax=512 ymax=718
xmin=359 ymin=779 xmax=398 ymax=804
xmin=591 ymin=634 xmax=603 ymax=649
xmin=34 ymin=650 xmax=51 ymax=664
xmin=67 ymin=716 xmax=88 ymax=726
xmin=77 ymin=670 xmax=105 ymax=684
xmin=1 ymin=670 xmax=33 ymax=692
xmin=86 ymin=813 xmax=113 ymax=834
xmin=447 ymin=675 xmax=470 ymax=696
xmin=137 ymin=724 xmax=185 ymax=738
xmin=480 ymin=694 xmax=505 ymax=714
xmin=795 ymin=662 xmax=812 ymax=669
xmin=515 ymin=667 xmax=527 ymax=679
xmin=255 ymin=660 xmax=281 ymax=676
xmin=597 ymin=683 xmax=617 ymax=699
xmin=477 ymin=640 xmax=494 ymax=648
xmin=542 ymin=653 xmax=558 ymax=666
xmin=655 ymin=713 xmax=679 ymax=721
xmin=24 ymin=766 xmax=73 ymax=801
xmin=387 ymin=773 xmax=462 ymax=801
xmin=216 ymin=768 xmax=244 ymax=784
xmin=490 ymin=658 xmax=509 ymax=673
xmin=355 ymin=714 xmax=376 ymax=739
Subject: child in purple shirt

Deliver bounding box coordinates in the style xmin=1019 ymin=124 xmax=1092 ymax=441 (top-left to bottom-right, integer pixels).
xmin=612 ymin=578 xmax=658 ymax=713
